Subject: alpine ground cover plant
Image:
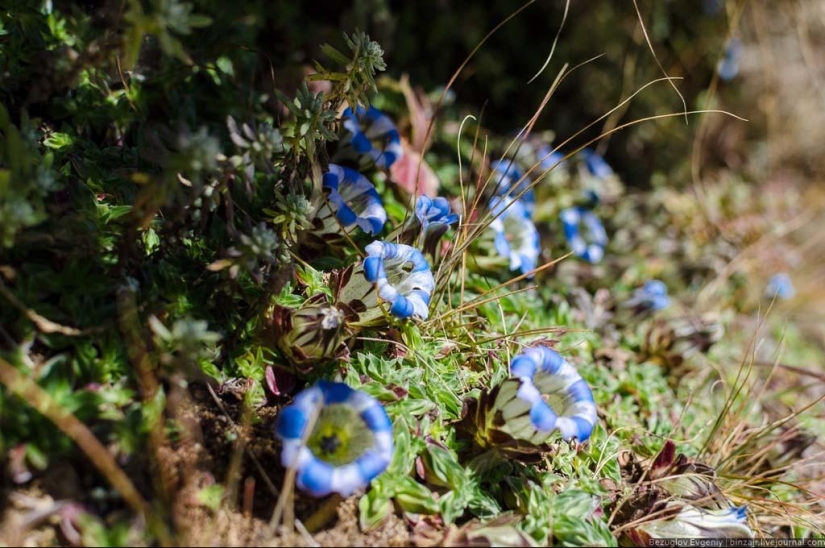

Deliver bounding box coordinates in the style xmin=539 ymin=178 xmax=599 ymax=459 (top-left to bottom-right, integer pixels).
xmin=1 ymin=1 xmax=824 ymax=546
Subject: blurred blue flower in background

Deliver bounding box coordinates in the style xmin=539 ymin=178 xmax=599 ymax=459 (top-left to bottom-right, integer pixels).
xmin=318 ymin=164 xmax=387 ymax=235
xmin=489 ymin=196 xmax=541 ymax=278
xmin=624 ymin=280 xmax=671 ymax=312
xmin=492 ymin=159 xmax=535 ymax=215
xmin=766 ymin=272 xmax=795 ymax=300
xmin=341 ymin=106 xmax=403 ymax=169
xmin=718 ymin=38 xmax=743 ymax=82
xmin=560 ymin=206 xmax=608 ymax=264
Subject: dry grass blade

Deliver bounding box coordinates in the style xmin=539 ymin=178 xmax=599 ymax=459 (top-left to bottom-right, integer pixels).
xmin=527 ymin=0 xmax=570 ymax=84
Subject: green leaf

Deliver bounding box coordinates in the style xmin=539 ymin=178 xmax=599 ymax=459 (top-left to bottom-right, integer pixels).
xmin=320 ymin=44 xmax=351 ymax=67
xmin=393 ymin=476 xmax=440 ymax=515
xmin=359 ymin=489 xmax=392 ymax=532
xmin=188 ymin=14 xmax=213 ymax=28
xmin=43 ymin=132 xmax=74 ymax=150
xmin=195 ymin=484 xmax=225 ymax=511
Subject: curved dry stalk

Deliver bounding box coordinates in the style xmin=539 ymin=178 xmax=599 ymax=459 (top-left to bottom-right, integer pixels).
xmin=0 ymin=278 xmax=102 ymax=337
xmin=527 ymin=0 xmax=570 ymax=84
xmin=631 ymin=0 xmax=688 ymax=122
xmin=0 ymin=357 xmax=173 ymax=545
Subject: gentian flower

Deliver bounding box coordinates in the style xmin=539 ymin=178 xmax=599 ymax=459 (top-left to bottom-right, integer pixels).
xmin=491 ymin=159 xmax=535 ymax=214
xmin=624 ymin=280 xmax=671 ymax=312
xmin=537 ymin=144 xmax=567 ymax=172
xmin=766 ymin=272 xmax=795 ymax=300
xmin=341 ymin=106 xmax=403 ymax=169
xmin=718 ymin=38 xmax=742 ymax=82
xmin=501 ymin=346 xmax=598 ymax=443
xmin=338 ymin=241 xmax=435 ymax=324
xmin=415 ymin=195 xmax=459 ymax=235
xmin=460 ymin=345 xmax=598 ymax=460
xmin=316 ymin=164 xmax=387 ymax=236
xmin=275 ymin=381 xmax=394 ymax=498
xmin=580 ymin=148 xmax=614 ymax=179
xmin=363 ymin=241 xmax=434 ymax=320
xmin=391 ymin=194 xmax=461 ymax=256
xmin=489 ymin=196 xmax=541 ymax=278
xmin=560 ymin=206 xmax=608 ymax=264
xmin=635 ymin=504 xmax=753 ymax=540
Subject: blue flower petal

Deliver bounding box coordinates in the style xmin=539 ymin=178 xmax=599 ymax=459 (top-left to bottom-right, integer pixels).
xmin=531 ymin=346 xmax=564 ymax=375
xmin=297 ymin=458 xmax=335 ymax=497
xmin=356 ymin=451 xmax=390 ymax=482
xmin=492 ymin=159 xmax=535 ymax=214
xmin=389 ymin=296 xmax=415 ymax=319
xmin=766 ymin=273 xmax=795 ymax=300
xmin=361 ymin=405 xmax=393 ymax=433
xmin=625 ymin=279 xmax=671 ymax=312
xmin=530 ymin=401 xmax=558 ymax=431
xmin=363 ymin=256 xmax=386 ymax=283
xmin=581 ymin=148 xmax=614 ymax=179
xmin=275 ymin=406 xmax=308 ymax=440
xmin=321 ymin=381 xmax=355 ymax=405
xmin=509 ymin=355 xmax=536 ymax=378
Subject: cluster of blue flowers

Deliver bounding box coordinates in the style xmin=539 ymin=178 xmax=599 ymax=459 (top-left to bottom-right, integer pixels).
xmin=486 ymin=158 xmax=542 ymax=278
xmin=275 ymin=106 xmax=461 ymax=498
xmin=487 ymin=146 xmax=613 ymax=276
xmin=316 ymin=107 xmax=461 ymax=324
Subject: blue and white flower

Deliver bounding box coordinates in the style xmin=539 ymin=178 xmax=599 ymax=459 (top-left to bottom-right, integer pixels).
xmin=580 ymin=148 xmax=614 ymax=180
xmin=637 ymin=503 xmax=753 ymax=540
xmin=415 ymin=195 xmax=459 ymax=235
xmin=494 ymin=346 xmax=598 ymax=444
xmin=413 ymin=195 xmax=460 ymax=254
xmin=717 ymin=38 xmax=742 ymax=82
xmin=766 ymin=272 xmax=795 ymax=300
xmin=275 ymin=381 xmax=394 ymax=498
xmin=358 ymin=241 xmax=435 ymax=321
xmin=537 ymin=144 xmax=567 ymax=172
xmin=341 ymin=106 xmax=403 ymax=169
xmin=560 ymin=206 xmax=608 ymax=264
xmin=489 ymin=196 xmax=541 ymax=278
xmin=491 ymin=159 xmax=535 ymax=215
xmin=624 ymin=280 xmax=671 ymax=312
xmin=316 ymin=164 xmax=387 ymax=236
